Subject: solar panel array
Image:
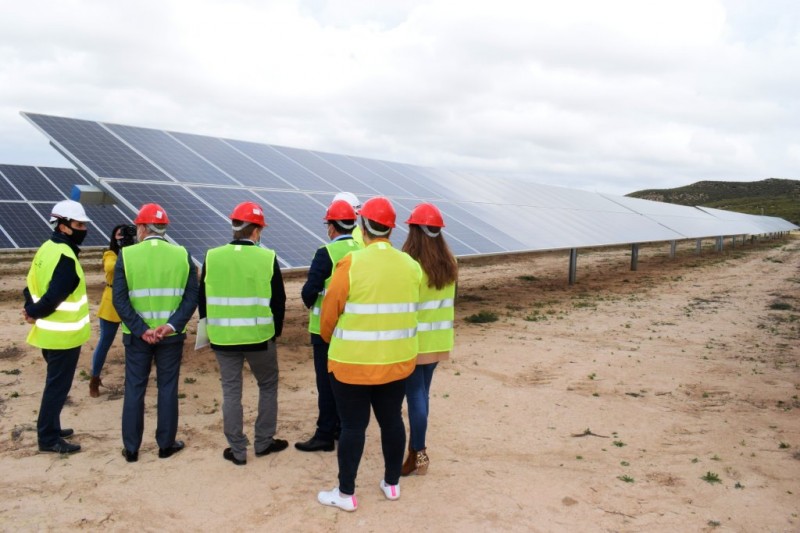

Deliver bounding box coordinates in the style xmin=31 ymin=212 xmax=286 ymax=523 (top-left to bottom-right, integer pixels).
xmin=0 ymin=164 xmax=133 ymax=249
xmin=9 ymin=112 xmax=798 ymax=268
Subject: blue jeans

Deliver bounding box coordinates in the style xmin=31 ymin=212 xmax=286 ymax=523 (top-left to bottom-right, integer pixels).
xmin=91 ymin=318 xmax=120 ymax=377
xmin=330 ymin=375 xmax=406 ymax=495
xmin=38 ymin=347 xmax=81 ymax=446
xmin=405 ymin=362 xmax=437 ymax=451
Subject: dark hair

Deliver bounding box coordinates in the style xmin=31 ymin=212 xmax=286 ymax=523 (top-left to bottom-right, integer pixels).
xmin=330 ymin=220 xmax=356 ymax=234
xmin=108 ymin=224 xmax=127 ymax=254
xmin=402 ymin=225 xmax=458 ymax=290
xmin=233 ymin=221 xmax=260 ymax=241
xmin=361 ymin=219 xmax=392 ymax=239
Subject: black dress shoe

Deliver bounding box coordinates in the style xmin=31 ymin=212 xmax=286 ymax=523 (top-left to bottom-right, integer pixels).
xmin=158 ymin=440 xmax=185 ymax=459
xmin=59 ymin=428 xmax=74 ymax=438
xmin=295 ymin=436 xmax=335 ymax=452
xmin=223 ymin=447 xmax=246 ymax=466
xmin=255 ymin=438 xmax=288 ymax=457
xmin=39 ymin=439 xmax=81 ymax=454
xmin=122 ymin=449 xmax=139 ymax=463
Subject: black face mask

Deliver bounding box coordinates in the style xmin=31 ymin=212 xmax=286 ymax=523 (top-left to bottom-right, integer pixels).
xmin=68 ymin=228 xmax=88 ymax=246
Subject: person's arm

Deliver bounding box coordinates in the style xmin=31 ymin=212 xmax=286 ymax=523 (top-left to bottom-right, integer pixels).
xmin=271 ymin=257 xmax=286 ymax=338
xmin=112 ymin=251 xmax=150 ymax=337
xmin=319 ymin=254 xmax=351 ymax=343
xmin=163 ymin=253 xmax=199 ymax=334
xmin=198 ymin=262 xmax=207 ymax=320
xmin=301 ymin=247 xmax=332 ymax=309
xmin=24 ymin=254 xmax=80 ymax=319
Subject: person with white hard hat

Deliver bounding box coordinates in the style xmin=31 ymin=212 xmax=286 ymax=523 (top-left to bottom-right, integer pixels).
xmin=112 ymin=203 xmax=198 ymax=463
xmin=23 ymin=199 xmax=92 ymax=454
xmin=317 ymin=196 xmax=422 ymax=512
xmin=296 ymin=199 xmax=361 ymax=453
xmin=198 ymin=201 xmax=288 ymax=466
xmin=332 ymin=192 xmax=363 ymax=247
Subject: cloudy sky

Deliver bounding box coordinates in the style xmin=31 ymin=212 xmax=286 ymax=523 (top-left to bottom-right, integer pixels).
xmin=0 ymin=0 xmax=798 ymax=195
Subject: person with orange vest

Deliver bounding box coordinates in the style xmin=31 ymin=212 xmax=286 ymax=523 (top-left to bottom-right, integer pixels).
xmin=112 ymin=203 xmax=198 ymax=463
xmin=23 ymin=200 xmax=92 ymax=454
xmin=400 ymin=203 xmax=458 ymax=476
xmin=198 ymin=201 xmax=288 ymax=465
xmin=296 ymin=199 xmax=361 ymax=453
xmin=317 ymin=196 xmax=422 ymax=512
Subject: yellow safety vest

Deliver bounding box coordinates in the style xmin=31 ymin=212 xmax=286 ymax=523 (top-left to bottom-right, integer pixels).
xmin=308 ymin=238 xmax=361 ymax=334
xmin=329 ymin=242 xmax=421 ymax=368
xmin=352 ymin=225 xmax=364 ymax=248
xmin=26 ymin=240 xmax=90 ymax=349
xmin=121 ymin=239 xmax=190 ymax=335
xmin=417 ymin=275 xmax=455 ymax=354
xmin=205 ymin=244 xmax=275 ymax=345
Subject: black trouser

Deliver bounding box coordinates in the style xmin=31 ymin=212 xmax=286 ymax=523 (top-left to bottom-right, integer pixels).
xmin=330 ymin=374 xmax=407 ymax=495
xmin=311 ymin=335 xmax=339 ymax=441
xmin=38 ymin=346 xmax=81 ymax=446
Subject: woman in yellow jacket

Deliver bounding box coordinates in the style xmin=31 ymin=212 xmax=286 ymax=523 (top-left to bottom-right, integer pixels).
xmin=89 ymin=224 xmax=132 ymax=397
xmin=401 ymin=203 xmax=458 ymax=476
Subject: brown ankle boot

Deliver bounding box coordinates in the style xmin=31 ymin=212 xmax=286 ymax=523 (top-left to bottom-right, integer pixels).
xmin=89 ymin=376 xmax=101 ymax=398
xmin=415 ymin=448 xmax=429 ymax=475
xmin=400 ymin=447 xmax=418 ymax=476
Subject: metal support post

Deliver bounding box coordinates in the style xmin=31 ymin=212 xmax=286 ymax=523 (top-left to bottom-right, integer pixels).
xmin=568 ymin=248 xmax=577 ymax=285
xmin=630 ymin=243 xmax=639 ymax=271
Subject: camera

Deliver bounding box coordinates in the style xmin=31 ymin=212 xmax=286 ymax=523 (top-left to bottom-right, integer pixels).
xmin=118 ymin=225 xmax=137 ymax=248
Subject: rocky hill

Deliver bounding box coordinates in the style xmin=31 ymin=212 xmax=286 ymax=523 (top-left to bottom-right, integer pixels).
xmin=627 ymin=178 xmax=800 ymax=225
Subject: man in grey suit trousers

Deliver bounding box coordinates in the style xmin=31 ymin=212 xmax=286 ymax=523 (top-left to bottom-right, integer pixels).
xmin=112 ymin=203 xmax=198 ymax=463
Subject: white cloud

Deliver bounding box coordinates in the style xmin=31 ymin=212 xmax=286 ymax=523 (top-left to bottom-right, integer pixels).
xmin=0 ymin=0 xmax=798 ymax=196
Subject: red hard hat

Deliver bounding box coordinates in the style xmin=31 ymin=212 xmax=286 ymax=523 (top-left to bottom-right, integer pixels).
xmin=324 ymin=199 xmax=357 ymax=221
xmin=359 ymin=196 xmax=396 ymax=228
xmin=230 ymin=201 xmax=266 ymax=227
xmin=134 ymin=203 xmax=169 ymax=225
xmin=406 ymin=202 xmax=445 ymax=228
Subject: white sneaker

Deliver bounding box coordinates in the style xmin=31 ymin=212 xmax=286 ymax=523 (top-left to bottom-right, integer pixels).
xmin=380 ymin=480 xmax=400 ymax=500
xmin=318 ymin=487 xmax=358 ymax=511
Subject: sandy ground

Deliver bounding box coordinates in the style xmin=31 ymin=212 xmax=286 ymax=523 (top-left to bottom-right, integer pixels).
xmin=0 ymin=235 xmax=798 ymax=532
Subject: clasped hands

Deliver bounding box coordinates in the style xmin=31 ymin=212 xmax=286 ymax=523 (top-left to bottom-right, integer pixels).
xmin=141 ymin=324 xmax=175 ymax=344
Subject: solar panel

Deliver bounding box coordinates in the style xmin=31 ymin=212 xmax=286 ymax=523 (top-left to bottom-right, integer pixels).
xmin=0 ymin=228 xmax=14 ymax=248
xmin=0 ymin=202 xmax=50 ymax=248
xmin=0 ymin=167 xmax=24 ymax=200
xmin=0 ymin=165 xmax=65 ymax=201
xmin=0 ymin=165 xmax=130 ymax=249
xmin=169 ymin=132 xmax=288 ymax=188
xmin=25 ymin=114 xmax=171 ymax=182
xmin=106 ymin=124 xmax=237 ymax=185
xmin=102 ymin=181 xmax=231 ymax=263
xmin=18 ymin=112 xmax=798 ymax=270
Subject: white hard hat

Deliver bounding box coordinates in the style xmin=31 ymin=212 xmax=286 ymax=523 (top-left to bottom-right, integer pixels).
xmin=332 ymin=192 xmax=361 ymax=210
xmin=50 ymin=200 xmax=92 ymax=223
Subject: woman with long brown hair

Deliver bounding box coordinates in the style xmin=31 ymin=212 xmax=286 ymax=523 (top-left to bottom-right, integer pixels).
xmin=401 ymin=202 xmax=458 ymax=476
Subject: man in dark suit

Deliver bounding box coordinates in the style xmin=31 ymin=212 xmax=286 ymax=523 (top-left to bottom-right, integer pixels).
xmin=113 ymin=203 xmax=198 ymax=463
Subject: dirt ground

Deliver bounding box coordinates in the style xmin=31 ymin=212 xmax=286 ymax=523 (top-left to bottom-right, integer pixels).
xmin=0 ymin=235 xmax=798 ymax=532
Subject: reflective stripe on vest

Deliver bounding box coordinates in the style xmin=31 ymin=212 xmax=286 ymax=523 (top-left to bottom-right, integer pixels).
xmin=205 ymin=244 xmax=276 ymax=345
xmin=417 ymin=320 xmax=454 ymax=332
xmin=34 ymin=315 xmax=90 ymax=332
xmin=129 ymin=288 xmax=185 ymax=298
xmin=121 ymin=239 xmax=190 ymax=335
xmin=26 ymin=240 xmax=91 ymax=349
xmin=417 ymin=277 xmax=456 ymax=354
xmin=328 ymin=241 xmax=421 ymax=366
xmin=308 ymin=238 xmax=361 ymax=334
